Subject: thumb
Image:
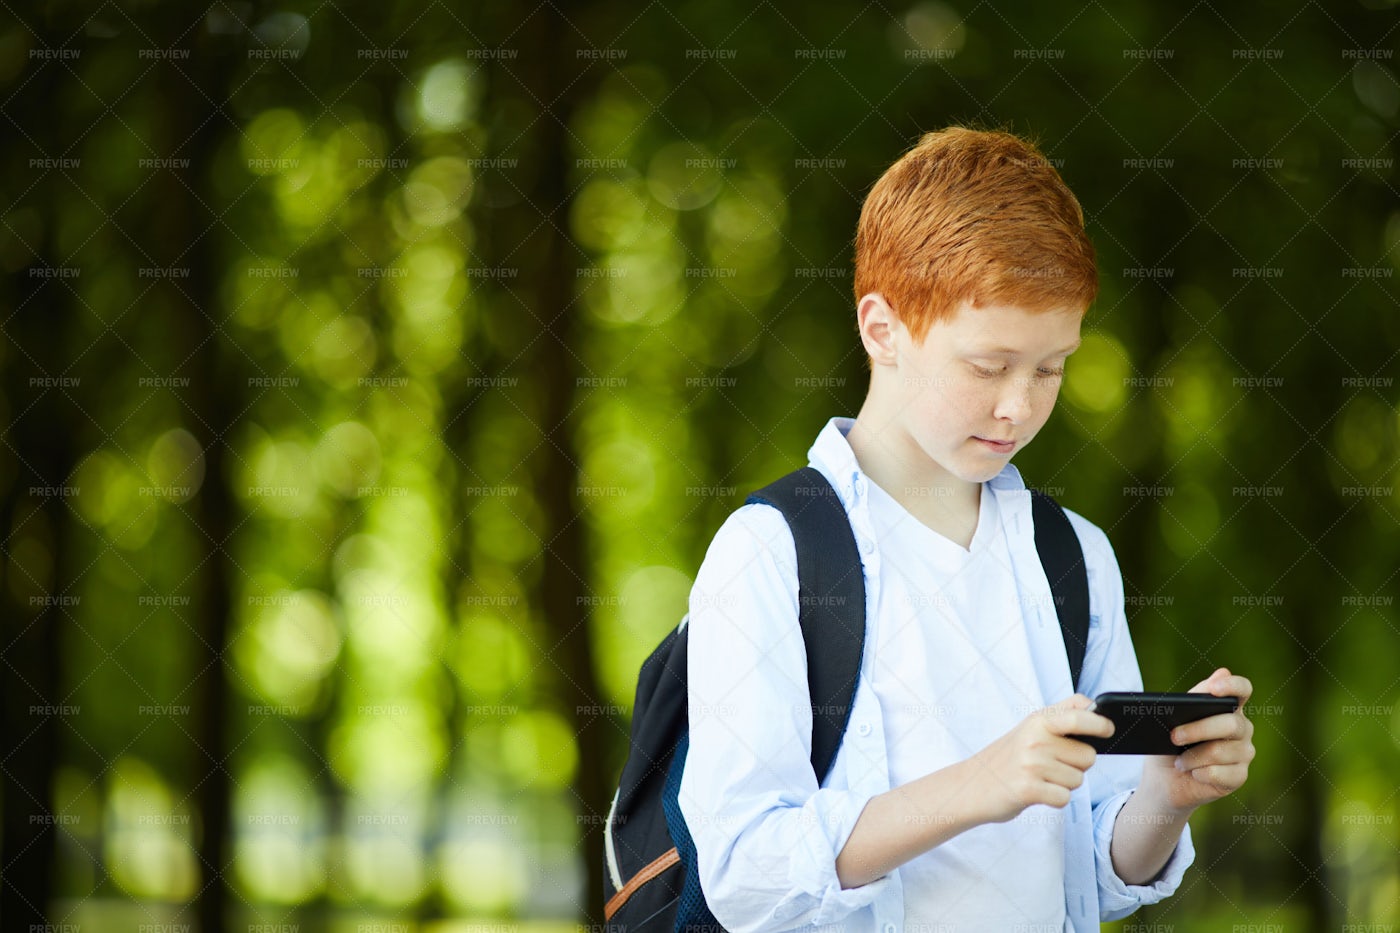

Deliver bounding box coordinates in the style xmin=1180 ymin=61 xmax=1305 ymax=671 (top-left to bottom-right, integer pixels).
xmin=1188 ymin=667 xmax=1231 ymax=693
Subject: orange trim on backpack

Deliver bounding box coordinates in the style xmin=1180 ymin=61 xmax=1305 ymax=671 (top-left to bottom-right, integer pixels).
xmin=603 ymin=846 xmax=681 ymax=920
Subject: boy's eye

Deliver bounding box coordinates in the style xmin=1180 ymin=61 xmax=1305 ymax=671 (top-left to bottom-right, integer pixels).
xmin=968 ymin=362 xmax=1065 ymax=379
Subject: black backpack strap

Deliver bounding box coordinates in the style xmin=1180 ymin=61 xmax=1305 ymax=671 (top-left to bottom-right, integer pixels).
xmin=745 ymin=467 xmax=866 ymax=783
xmin=1029 ymin=488 xmax=1091 ymax=692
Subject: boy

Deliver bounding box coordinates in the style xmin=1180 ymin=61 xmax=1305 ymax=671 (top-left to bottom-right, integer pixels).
xmin=678 ymin=127 xmax=1256 ymax=932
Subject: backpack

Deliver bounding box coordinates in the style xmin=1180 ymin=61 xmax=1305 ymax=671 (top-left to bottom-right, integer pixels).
xmin=601 ymin=466 xmax=1090 ymax=931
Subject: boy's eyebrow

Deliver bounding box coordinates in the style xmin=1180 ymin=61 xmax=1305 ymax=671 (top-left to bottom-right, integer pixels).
xmin=973 ymin=340 xmax=1083 ymax=356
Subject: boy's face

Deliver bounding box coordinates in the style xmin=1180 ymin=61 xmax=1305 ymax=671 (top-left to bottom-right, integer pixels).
xmin=867 ymin=296 xmax=1083 ymax=487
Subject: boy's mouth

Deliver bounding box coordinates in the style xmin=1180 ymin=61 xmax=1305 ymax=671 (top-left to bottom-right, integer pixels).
xmin=974 ymin=436 xmax=1016 ymax=453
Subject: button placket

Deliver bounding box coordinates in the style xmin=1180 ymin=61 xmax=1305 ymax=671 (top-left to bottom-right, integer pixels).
xmin=848 ymin=491 xmax=888 ymax=798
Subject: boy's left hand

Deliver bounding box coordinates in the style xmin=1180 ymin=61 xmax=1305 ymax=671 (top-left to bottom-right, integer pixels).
xmin=1140 ymin=667 xmax=1256 ymax=814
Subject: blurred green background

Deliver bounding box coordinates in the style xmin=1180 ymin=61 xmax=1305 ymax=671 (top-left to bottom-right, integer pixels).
xmin=1 ymin=1 xmax=1397 ymax=930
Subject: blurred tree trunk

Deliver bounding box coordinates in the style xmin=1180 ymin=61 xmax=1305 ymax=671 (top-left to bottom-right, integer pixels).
xmin=434 ymin=122 xmax=498 ymax=930
xmin=0 ymin=288 xmax=72 ymax=933
xmin=152 ymin=20 xmax=240 ymax=933
xmin=0 ymin=21 xmax=70 ymax=927
xmin=483 ymin=2 xmax=607 ymax=921
xmin=1290 ymin=455 xmax=1336 ymax=929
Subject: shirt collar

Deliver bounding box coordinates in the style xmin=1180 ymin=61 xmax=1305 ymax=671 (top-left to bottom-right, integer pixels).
xmin=807 ymin=417 xmax=862 ymax=498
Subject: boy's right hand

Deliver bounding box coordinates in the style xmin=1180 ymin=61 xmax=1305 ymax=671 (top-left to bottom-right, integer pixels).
xmin=967 ymin=694 xmax=1115 ymax=824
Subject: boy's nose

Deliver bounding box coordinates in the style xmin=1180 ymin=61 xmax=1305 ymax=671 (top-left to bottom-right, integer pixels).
xmin=994 ymin=383 xmax=1034 ymax=423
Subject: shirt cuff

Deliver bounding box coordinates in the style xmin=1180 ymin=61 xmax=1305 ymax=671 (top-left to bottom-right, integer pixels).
xmin=693 ymin=783 xmax=894 ymax=933
xmin=1094 ymin=788 xmax=1197 ymax=919
xmin=788 ymin=786 xmax=895 ymax=925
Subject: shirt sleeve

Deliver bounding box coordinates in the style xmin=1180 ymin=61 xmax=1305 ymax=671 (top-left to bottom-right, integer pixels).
xmin=1065 ymin=510 xmax=1197 ymax=920
xmin=1093 ymin=786 xmax=1197 ymax=918
xmin=678 ymin=503 xmax=893 ymax=933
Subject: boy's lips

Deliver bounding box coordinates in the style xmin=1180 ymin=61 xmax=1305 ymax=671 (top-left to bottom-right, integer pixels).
xmin=974 ymin=436 xmax=1016 ymax=452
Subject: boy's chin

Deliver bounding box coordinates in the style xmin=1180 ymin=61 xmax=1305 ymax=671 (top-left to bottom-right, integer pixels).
xmin=917 ymin=441 xmax=1017 ymax=486
xmin=965 ymin=465 xmax=1007 ymax=484
xmin=935 ymin=458 xmax=1004 ymax=487
xmin=956 ymin=454 xmax=1015 ymax=484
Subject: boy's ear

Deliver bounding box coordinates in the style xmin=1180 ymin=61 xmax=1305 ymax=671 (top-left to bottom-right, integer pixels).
xmin=857 ymin=292 xmax=900 ymax=365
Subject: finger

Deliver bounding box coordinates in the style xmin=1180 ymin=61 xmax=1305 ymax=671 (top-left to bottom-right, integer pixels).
xmin=1037 ymin=782 xmax=1073 ymax=809
xmin=1186 ymin=667 xmax=1229 ymax=692
xmin=1188 ymin=669 xmax=1252 ymax=706
xmin=1032 ymin=696 xmax=1093 ymax=731
xmin=1185 ymin=667 xmax=1224 ymax=693
xmin=1206 ymin=674 xmax=1252 ymax=705
xmin=1176 ymin=736 xmax=1254 ymax=770
xmin=1176 ymin=737 xmax=1219 ymax=770
xmin=1189 ymin=762 xmax=1248 ymax=793
xmin=1042 ymin=708 xmax=1115 ymax=739
xmin=1172 ymin=712 xmax=1248 ymax=746
xmin=1040 ymin=759 xmax=1088 ymax=793
xmin=1050 ymin=736 xmax=1098 ymax=770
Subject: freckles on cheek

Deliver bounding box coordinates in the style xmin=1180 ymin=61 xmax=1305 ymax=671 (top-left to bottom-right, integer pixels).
xmin=945 ymin=383 xmax=991 ymax=419
xmin=922 ymin=383 xmax=977 ymax=418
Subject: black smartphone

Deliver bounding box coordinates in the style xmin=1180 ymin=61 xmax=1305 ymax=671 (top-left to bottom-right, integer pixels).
xmin=1073 ymin=692 xmax=1240 ymax=755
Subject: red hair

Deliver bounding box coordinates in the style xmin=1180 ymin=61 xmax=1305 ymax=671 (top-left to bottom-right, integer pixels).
xmin=853 ymin=126 xmax=1098 ymax=344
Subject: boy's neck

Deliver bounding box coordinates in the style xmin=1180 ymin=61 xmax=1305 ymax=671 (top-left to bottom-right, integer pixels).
xmin=846 ymin=409 xmax=982 ymax=521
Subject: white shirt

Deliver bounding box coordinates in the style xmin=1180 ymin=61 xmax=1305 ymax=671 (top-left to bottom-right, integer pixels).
xmin=866 ymin=471 xmax=1064 ymax=930
xmin=678 ymin=416 xmax=1194 ymax=933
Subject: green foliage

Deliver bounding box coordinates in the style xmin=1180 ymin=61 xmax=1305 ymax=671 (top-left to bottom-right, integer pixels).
xmin=1 ymin=0 xmax=1396 ymax=928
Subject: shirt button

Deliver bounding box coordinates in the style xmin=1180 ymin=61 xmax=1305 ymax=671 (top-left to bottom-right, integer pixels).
xmin=858 ymin=536 xmax=874 ymax=555
xmin=856 ymin=721 xmax=872 ymax=737
xmin=884 ymin=923 xmax=897 ymax=933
